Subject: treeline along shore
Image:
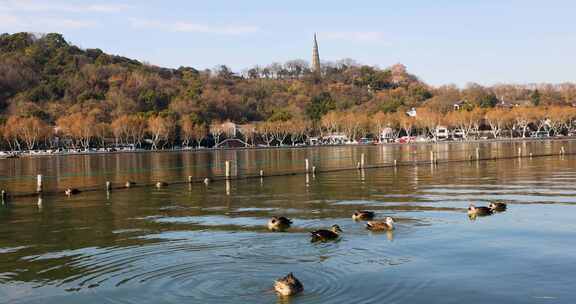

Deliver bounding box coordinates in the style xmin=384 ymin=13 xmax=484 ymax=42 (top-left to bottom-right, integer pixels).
xmin=2 ymin=32 xmax=576 ymax=154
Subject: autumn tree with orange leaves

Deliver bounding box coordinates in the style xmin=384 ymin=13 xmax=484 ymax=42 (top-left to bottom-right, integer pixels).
xmin=111 ymin=115 xmax=147 ymax=147
xmin=57 ymin=113 xmax=96 ymax=149
xmin=415 ymin=107 xmax=444 ymax=140
xmin=3 ymin=116 xmax=50 ymax=150
xmin=148 ymin=115 xmax=176 ymax=149
xmin=484 ymin=108 xmax=513 ymax=138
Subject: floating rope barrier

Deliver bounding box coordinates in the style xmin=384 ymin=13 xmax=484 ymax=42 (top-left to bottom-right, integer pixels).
xmin=0 ymin=139 xmax=574 ymax=203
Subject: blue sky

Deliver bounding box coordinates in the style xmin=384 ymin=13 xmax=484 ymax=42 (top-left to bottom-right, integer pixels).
xmin=1 ymin=0 xmax=575 ymax=86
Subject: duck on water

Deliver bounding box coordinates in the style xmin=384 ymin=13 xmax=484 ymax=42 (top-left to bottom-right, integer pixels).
xmin=65 ymin=188 xmax=80 ymax=196
xmin=366 ymin=217 xmax=395 ymax=231
xmin=274 ymin=272 xmax=303 ymax=296
xmin=310 ymin=224 xmax=342 ymax=242
xmin=467 ymin=204 xmax=493 ymax=216
xmin=352 ymin=210 xmax=375 ymax=221
xmin=155 ymin=181 xmax=168 ymax=188
xmin=268 ymin=216 xmax=292 ymax=231
xmin=489 ymin=202 xmax=507 ymax=212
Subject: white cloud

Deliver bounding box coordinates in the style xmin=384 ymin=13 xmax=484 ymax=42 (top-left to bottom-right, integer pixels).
xmin=0 ymin=14 xmax=96 ymax=30
xmin=130 ymin=18 xmax=259 ymax=35
xmin=0 ymin=0 xmax=130 ymax=13
xmin=83 ymin=4 xmax=130 ymax=12
xmin=322 ymin=31 xmax=387 ymax=43
xmin=0 ymin=14 xmax=20 ymax=26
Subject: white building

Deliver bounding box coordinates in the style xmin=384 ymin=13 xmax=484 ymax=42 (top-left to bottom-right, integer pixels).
xmin=323 ymin=133 xmax=349 ymax=145
xmin=435 ymin=126 xmax=449 ymax=140
xmin=380 ymin=127 xmax=395 ymax=143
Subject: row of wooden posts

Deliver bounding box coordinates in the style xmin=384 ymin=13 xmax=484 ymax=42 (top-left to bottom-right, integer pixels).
xmin=0 ymin=145 xmax=570 ymax=204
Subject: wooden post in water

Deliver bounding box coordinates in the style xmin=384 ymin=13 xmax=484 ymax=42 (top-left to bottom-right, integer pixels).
xmin=430 ymin=151 xmax=434 ymax=165
xmin=36 ymin=174 xmax=43 ymax=193
xmin=259 ymin=170 xmax=264 ymax=185
xmin=305 ymin=158 xmax=310 ymax=172
xmin=518 ymin=147 xmax=522 ymax=158
xmin=561 ymin=146 xmax=566 ymax=155
xmin=361 ymin=153 xmax=365 ymax=169
xmin=1 ymin=190 xmax=6 ymax=204
xmin=530 ymin=152 xmax=533 ymax=158
xmin=188 ymin=176 xmax=193 ymax=183
xmin=312 ymin=166 xmax=316 ymax=174
xmin=225 ymin=161 xmax=231 ymax=180
xmin=394 ymin=159 xmax=397 ymax=167
xmin=475 ymin=147 xmax=480 ymax=160
xmin=106 ymin=181 xmax=112 ymax=192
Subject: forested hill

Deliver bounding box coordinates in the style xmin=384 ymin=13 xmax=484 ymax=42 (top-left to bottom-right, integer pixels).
xmin=0 ymin=32 xmax=434 ymax=125
xmin=1 ymin=32 xmax=576 ymax=129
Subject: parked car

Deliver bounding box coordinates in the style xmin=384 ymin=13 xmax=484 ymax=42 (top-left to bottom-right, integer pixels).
xmin=396 ymin=136 xmax=415 ymax=144
xmin=530 ymin=131 xmax=549 ymax=138
xmin=359 ymin=138 xmax=375 ymax=145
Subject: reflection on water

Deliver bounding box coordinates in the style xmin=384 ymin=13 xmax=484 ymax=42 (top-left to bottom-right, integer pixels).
xmin=1 ymin=141 xmax=576 ymax=303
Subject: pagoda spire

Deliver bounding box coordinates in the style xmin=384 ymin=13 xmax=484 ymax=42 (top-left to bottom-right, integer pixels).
xmin=312 ymin=33 xmax=321 ymax=75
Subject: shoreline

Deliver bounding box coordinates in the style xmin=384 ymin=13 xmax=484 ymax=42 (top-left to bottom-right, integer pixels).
xmin=0 ymin=136 xmax=574 ymax=160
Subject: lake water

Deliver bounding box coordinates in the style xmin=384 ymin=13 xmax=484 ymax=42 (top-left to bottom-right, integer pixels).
xmin=1 ymin=140 xmax=576 ymax=303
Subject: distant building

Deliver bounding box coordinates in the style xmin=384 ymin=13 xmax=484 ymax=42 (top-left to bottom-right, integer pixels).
xmin=308 ymin=137 xmax=320 ymax=145
xmin=380 ymin=127 xmax=395 ymax=143
xmin=312 ymin=33 xmax=321 ymax=75
xmin=390 ymin=63 xmax=408 ymax=84
xmin=323 ymin=133 xmax=349 ymax=144
xmin=453 ymin=100 xmax=466 ymax=111
xmin=495 ymin=100 xmax=531 ymax=108
xmin=435 ymin=126 xmax=449 ymax=140
xmin=495 ymin=101 xmax=514 ymax=109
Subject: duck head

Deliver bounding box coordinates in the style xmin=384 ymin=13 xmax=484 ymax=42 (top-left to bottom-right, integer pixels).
xmin=385 ymin=217 xmax=395 ymax=226
xmin=331 ymin=224 xmax=343 ymax=233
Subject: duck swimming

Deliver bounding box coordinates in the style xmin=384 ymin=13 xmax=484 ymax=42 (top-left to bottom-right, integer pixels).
xmin=268 ymin=216 xmax=292 ymax=231
xmin=489 ymin=202 xmax=507 ymax=212
xmin=274 ymin=272 xmax=303 ymax=296
xmin=352 ymin=210 xmax=375 ymax=221
xmin=155 ymin=181 xmax=168 ymax=188
xmin=310 ymin=224 xmax=342 ymax=242
xmin=65 ymin=188 xmax=80 ymax=196
xmin=467 ymin=204 xmax=493 ymax=216
xmin=125 ymin=181 xmax=135 ymax=188
xmin=366 ymin=217 xmax=395 ymax=231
